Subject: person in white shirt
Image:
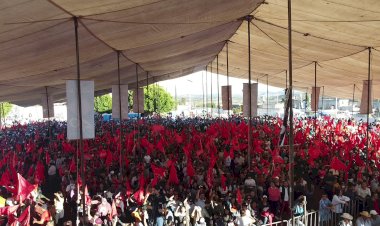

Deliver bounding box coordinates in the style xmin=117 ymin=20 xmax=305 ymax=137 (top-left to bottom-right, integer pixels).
xmin=54 ymin=192 xmax=64 ymax=224
xmin=332 ymin=189 xmax=349 ymax=214
xmin=357 ymin=182 xmax=371 ymax=200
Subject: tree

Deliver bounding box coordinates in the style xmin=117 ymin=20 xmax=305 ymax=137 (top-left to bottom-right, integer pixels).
xmin=0 ymin=102 xmax=12 ymax=117
xmin=129 ymin=85 xmax=175 ymax=114
xmin=94 ymin=94 xmax=112 ymax=113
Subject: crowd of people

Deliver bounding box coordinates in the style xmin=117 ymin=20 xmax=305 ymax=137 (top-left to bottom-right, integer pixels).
xmin=0 ymin=115 xmax=379 ymax=226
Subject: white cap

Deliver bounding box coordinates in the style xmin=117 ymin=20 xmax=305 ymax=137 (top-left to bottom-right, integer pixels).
xmin=370 ymin=210 xmax=378 ymax=215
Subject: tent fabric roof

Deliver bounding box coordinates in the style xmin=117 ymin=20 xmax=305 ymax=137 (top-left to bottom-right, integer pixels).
xmin=0 ymin=0 xmax=379 ymax=106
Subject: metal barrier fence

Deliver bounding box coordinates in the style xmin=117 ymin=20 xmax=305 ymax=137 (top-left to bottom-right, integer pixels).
xmin=261 ymin=198 xmax=365 ymax=226
xmin=261 ymin=211 xmax=318 ymax=226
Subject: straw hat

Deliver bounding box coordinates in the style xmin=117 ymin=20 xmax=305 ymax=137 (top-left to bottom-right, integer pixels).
xmin=370 ymin=210 xmax=378 ymax=216
xmin=341 ymin=213 xmax=353 ymax=220
xmin=360 ymin=211 xmax=371 ymax=218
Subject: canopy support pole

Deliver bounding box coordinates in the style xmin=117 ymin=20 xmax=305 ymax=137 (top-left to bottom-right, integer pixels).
xmin=267 ymin=75 xmax=269 ymax=115
xmin=136 ymin=64 xmax=140 ymax=118
xmin=314 ymin=61 xmax=317 ymax=130
xmin=352 ymin=84 xmax=355 ymax=116
xmin=0 ymin=103 xmax=2 ymax=129
xmin=202 ymin=71 xmax=205 ymax=116
xmin=74 ymin=17 xmax=86 ymax=223
xmin=206 ymin=65 xmax=208 ymax=116
xmin=226 ymin=41 xmax=230 ymax=117
xmin=217 ymin=55 xmax=220 ymax=117
xmin=287 ymin=0 xmax=295 ymax=222
xmin=45 ymin=86 xmax=51 ymax=147
xmin=211 ymin=62 xmax=213 ymax=116
xmin=367 ymin=47 xmax=372 ymax=163
xmin=247 ymin=15 xmax=253 ymax=168
xmin=117 ymin=51 xmax=123 ymax=176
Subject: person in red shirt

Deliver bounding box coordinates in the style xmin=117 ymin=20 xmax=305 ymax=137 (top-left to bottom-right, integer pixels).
xmin=268 ymin=181 xmax=281 ymax=216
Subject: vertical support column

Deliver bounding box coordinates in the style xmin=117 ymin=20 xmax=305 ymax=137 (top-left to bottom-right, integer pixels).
xmin=210 ymin=62 xmax=213 ymax=116
xmin=287 ymin=0 xmax=295 ymax=218
xmin=266 ymin=75 xmax=269 ymax=115
xmin=314 ymin=61 xmax=317 ymax=120
xmin=73 ymin=17 xmax=86 ymax=222
xmin=206 ymin=66 xmax=208 ymax=116
xmin=0 ymin=103 xmax=2 ymax=129
xmin=367 ymin=47 xmax=372 ymax=156
xmin=136 ymin=64 xmax=140 ymax=117
xmin=226 ymin=41 xmax=230 ymax=117
xmin=217 ymin=55 xmax=220 ymax=117
xmin=202 ymin=71 xmax=205 ymax=115
xmin=352 ymin=84 xmax=356 ymax=116
xmin=117 ymin=51 xmax=123 ymax=176
xmin=247 ymin=15 xmax=253 ymax=168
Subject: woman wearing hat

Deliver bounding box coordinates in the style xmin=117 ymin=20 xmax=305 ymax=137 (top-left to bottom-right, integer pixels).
xmin=356 ymin=211 xmax=372 ymax=226
xmin=338 ymin=213 xmax=353 ymax=226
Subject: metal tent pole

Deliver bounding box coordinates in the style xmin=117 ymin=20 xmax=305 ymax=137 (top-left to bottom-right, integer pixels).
xmin=247 ymin=16 xmax=253 ymax=168
xmin=352 ymin=84 xmax=355 ymax=116
xmin=117 ymin=51 xmax=123 ymax=176
xmin=266 ymin=75 xmax=269 ymax=115
xmin=206 ymin=65 xmax=208 ymax=116
xmin=45 ymin=86 xmax=52 ymax=147
xmin=287 ymin=0 xmax=295 ymax=222
xmin=367 ymin=47 xmax=372 ymax=162
xmin=211 ymin=62 xmax=213 ymax=116
xmin=314 ymin=61 xmax=317 ymax=130
xmin=217 ymin=55 xmax=220 ymax=117
xmin=226 ymin=41 xmax=230 ymax=117
xmin=202 ymin=71 xmax=205 ymax=115
xmin=136 ymin=64 xmax=140 ymax=118
xmin=73 ymin=17 xmax=86 ymax=222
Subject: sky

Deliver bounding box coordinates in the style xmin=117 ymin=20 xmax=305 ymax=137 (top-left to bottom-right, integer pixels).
xmin=158 ymin=70 xmax=285 ymax=97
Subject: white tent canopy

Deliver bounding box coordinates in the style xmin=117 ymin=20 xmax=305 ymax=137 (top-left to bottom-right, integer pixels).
xmin=0 ymin=0 xmax=379 ymax=106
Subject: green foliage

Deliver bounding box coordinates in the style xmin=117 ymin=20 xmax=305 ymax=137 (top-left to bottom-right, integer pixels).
xmin=94 ymin=94 xmax=112 ymax=113
xmin=127 ymin=85 xmax=175 ymax=114
xmin=0 ymin=102 xmax=12 ymax=117
xmin=144 ymin=85 xmax=175 ymax=113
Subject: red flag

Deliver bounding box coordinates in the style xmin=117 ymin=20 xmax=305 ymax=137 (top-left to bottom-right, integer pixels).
xmin=133 ymin=188 xmax=145 ymax=205
xmin=221 ymin=174 xmax=227 ymax=190
xmin=16 ymin=174 xmax=36 ymax=202
xmin=0 ymin=171 xmax=11 ymax=186
xmin=236 ymin=189 xmax=242 ymax=205
xmin=0 ymin=205 xmax=19 ymax=216
xmin=69 ymin=158 xmax=76 ymax=173
xmin=168 ymin=164 xmax=179 ymax=185
xmin=45 ymin=152 xmax=50 ymax=165
xmin=187 ymin=160 xmax=195 ymax=178
xmin=330 ymin=157 xmax=347 ymax=171
xmin=18 ymin=206 xmax=30 ymax=226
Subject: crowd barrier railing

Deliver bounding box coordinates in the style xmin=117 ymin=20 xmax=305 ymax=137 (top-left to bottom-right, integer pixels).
xmin=261 ymin=211 xmax=318 ymax=226
xmin=261 ymin=197 xmax=366 ymax=226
